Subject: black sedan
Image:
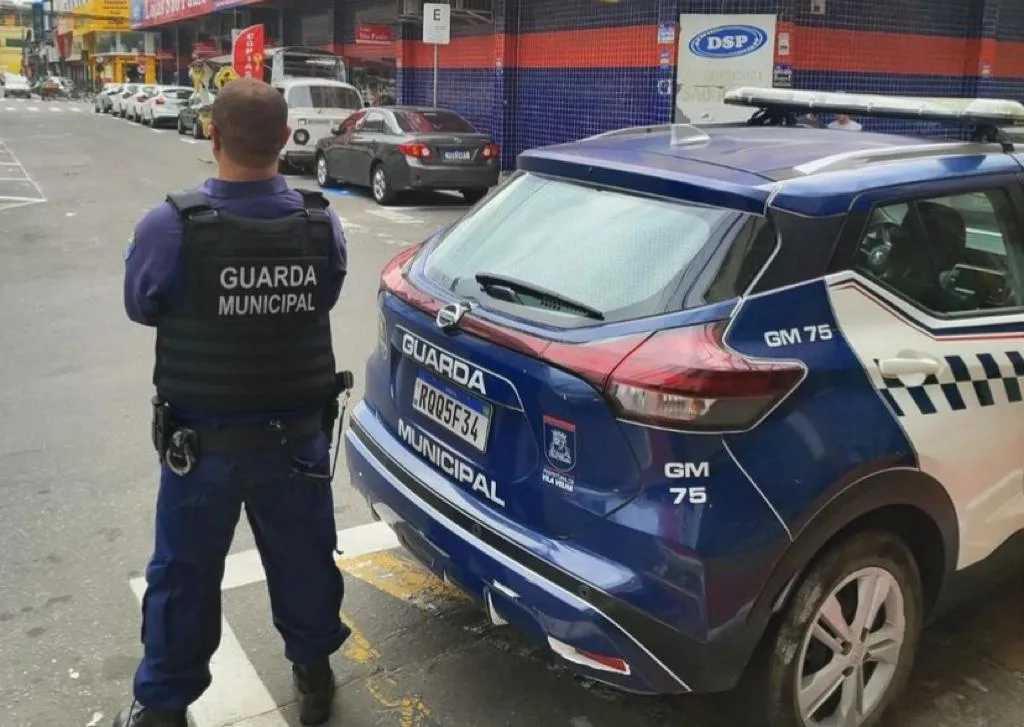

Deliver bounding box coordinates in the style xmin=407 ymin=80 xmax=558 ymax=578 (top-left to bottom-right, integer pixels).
xmin=313 ymin=106 xmax=501 ymax=205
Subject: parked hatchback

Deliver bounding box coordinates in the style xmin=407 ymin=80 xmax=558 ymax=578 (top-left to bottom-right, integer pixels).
xmin=345 ymin=88 xmax=1024 ymax=727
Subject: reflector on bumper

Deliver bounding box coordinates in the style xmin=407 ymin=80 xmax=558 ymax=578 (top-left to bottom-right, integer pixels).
xmin=547 ymin=637 xmax=631 ymax=675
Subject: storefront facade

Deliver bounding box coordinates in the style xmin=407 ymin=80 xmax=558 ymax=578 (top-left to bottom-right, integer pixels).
xmin=128 ymin=0 xmax=1024 ymax=169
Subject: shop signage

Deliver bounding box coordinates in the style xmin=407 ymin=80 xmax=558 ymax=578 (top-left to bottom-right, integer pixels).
xmin=675 ymin=13 xmax=778 ymax=124
xmin=232 ymin=24 xmax=265 ymax=78
xmin=134 ymin=0 xmax=261 ymax=29
xmin=356 ymin=23 xmax=392 ymax=44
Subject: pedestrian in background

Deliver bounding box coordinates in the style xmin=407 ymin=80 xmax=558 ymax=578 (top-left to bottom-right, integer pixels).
xmin=113 ymin=77 xmax=353 ymax=727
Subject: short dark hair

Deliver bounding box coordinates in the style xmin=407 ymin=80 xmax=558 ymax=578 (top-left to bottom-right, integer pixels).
xmin=210 ymin=77 xmax=288 ymax=168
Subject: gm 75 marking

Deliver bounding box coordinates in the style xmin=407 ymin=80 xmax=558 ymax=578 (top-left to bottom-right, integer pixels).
xmin=764 ymin=324 xmax=834 ymax=348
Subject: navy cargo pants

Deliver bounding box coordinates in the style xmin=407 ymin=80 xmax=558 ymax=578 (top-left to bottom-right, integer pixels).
xmin=133 ymin=429 xmax=350 ymax=710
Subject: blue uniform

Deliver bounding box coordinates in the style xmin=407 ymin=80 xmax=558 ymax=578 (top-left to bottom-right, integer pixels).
xmin=125 ymin=176 xmax=351 ymax=711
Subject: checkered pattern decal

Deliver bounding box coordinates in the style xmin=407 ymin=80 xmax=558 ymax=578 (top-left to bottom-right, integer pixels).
xmin=876 ymin=351 xmax=1024 ymax=417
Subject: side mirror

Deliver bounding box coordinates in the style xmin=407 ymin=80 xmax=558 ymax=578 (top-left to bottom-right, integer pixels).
xmin=329 ymin=124 xmax=341 ymax=135
xmin=364 ymin=100 xmax=371 ymax=107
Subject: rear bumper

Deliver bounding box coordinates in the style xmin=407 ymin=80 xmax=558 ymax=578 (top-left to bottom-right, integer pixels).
xmin=345 ymin=402 xmax=754 ymax=695
xmin=282 ymin=148 xmax=316 ymax=168
xmin=396 ymin=161 xmax=500 ymax=192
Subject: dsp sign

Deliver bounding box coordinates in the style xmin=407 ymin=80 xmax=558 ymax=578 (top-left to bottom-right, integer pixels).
xmin=688 ymin=23 xmax=768 ymax=58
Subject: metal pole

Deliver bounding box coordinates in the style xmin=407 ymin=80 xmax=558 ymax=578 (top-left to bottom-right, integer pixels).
xmin=432 ymin=43 xmax=437 ymax=107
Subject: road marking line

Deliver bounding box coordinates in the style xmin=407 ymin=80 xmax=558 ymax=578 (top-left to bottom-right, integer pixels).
xmin=125 ymin=521 xmax=414 ymax=727
xmin=340 ymin=611 xmax=380 ymax=663
xmin=221 ymin=520 xmax=399 ymax=591
xmin=50 ymin=107 xmax=62 ymax=112
xmin=0 ymin=137 xmax=46 ymax=202
xmin=366 ymin=675 xmax=440 ymax=727
xmin=26 ymin=106 xmax=39 ymax=112
xmin=341 ymin=550 xmax=471 ymax=614
xmin=367 ymin=209 xmax=423 ymax=225
xmin=129 ymin=578 xmax=287 ymax=727
xmin=0 ymin=194 xmax=46 ymax=201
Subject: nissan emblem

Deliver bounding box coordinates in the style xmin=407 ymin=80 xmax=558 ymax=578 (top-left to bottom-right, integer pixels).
xmin=436 ymin=301 xmax=470 ymax=331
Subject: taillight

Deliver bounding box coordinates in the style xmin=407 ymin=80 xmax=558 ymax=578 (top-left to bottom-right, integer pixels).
xmin=481 ymin=143 xmax=500 ymax=159
xmin=399 ymin=143 xmax=432 ymax=159
xmin=380 ymin=256 xmax=801 ymax=430
xmin=155 ymin=97 xmax=165 ymax=105
xmin=598 ymin=324 xmax=804 ymax=430
xmin=379 ymin=243 xmax=425 ymax=296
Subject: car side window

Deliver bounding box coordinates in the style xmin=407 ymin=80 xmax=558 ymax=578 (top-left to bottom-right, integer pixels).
xmin=854 ymin=188 xmax=1024 ymax=315
xmin=361 ymin=112 xmax=386 ymax=133
xmin=286 ymin=85 xmax=312 ymax=107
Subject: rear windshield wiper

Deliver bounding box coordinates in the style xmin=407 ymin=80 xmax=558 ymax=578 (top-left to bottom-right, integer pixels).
xmin=474 ymin=272 xmax=605 ymax=321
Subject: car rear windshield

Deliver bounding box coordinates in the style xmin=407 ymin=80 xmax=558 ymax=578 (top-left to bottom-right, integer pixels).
xmin=164 ymin=88 xmax=193 ymax=99
xmin=421 ymin=172 xmax=751 ymax=325
xmin=395 ymin=110 xmax=476 ymax=134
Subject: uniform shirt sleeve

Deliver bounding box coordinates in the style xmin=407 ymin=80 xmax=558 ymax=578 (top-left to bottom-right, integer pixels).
xmin=123 ymin=203 xmax=184 ymax=327
xmin=324 ymin=207 xmax=349 ymax=310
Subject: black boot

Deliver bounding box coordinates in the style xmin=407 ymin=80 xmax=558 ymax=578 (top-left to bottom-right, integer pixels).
xmin=292 ymin=659 xmax=335 ymax=726
xmin=111 ymin=702 xmax=188 ymax=727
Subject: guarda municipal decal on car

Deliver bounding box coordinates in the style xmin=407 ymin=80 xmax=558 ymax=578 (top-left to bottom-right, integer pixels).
xmin=401 ymin=332 xmax=487 ymax=396
xmin=398 ymin=418 xmax=504 ymax=507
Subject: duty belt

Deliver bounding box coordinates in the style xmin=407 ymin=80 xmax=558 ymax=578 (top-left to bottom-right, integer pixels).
xmin=151 ymin=372 xmax=354 ymax=477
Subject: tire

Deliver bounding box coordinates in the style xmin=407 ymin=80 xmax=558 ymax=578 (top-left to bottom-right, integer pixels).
xmin=460 ymin=187 xmax=488 ymax=204
xmin=193 ymin=119 xmax=203 ymax=140
xmin=745 ymin=530 xmax=923 ymax=727
xmin=314 ymin=153 xmax=334 ymax=188
xmin=371 ymin=163 xmax=395 ymax=205
xmin=177 ymin=117 xmax=184 ymax=135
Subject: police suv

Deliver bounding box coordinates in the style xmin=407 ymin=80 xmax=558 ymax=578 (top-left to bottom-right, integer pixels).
xmin=345 ymin=88 xmax=1024 ymax=727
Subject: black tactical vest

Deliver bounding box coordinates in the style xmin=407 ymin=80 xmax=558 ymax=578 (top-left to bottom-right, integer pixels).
xmin=153 ymin=189 xmax=338 ymax=413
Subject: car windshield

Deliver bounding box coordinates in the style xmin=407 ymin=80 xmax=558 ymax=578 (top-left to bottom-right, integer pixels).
xmin=164 ymin=88 xmax=193 ymax=99
xmin=422 ymin=172 xmax=747 ymax=324
xmin=394 ymin=109 xmax=477 ymax=134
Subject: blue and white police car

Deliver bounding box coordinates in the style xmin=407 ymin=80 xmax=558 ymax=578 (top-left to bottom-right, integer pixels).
xmin=345 ymin=88 xmax=1024 ymax=727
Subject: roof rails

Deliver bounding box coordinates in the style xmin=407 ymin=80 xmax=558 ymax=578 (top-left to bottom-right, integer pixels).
xmin=580 ymin=123 xmax=711 ymax=145
xmin=723 ymin=87 xmax=1024 ymax=152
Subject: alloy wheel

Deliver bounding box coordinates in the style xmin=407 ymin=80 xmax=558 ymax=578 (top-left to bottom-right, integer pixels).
xmin=316 ymin=155 xmax=328 ymax=186
xmin=372 ymin=167 xmax=387 ymax=202
xmin=795 ymin=566 xmax=906 ymax=727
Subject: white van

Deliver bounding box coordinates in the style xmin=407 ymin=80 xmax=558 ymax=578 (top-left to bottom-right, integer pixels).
xmin=275 ymin=77 xmax=365 ymax=174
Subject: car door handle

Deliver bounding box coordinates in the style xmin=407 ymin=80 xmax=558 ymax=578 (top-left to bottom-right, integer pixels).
xmin=878 ymin=353 xmax=941 ymax=377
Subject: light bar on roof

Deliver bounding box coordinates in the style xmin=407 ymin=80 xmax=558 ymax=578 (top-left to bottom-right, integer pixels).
xmin=723 ymin=87 xmax=1024 ymax=126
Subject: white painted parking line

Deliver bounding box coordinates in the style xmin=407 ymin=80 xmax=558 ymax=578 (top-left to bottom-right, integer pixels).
xmin=367 ymin=208 xmax=422 ymax=224
xmin=0 ymin=138 xmax=46 ymax=203
xmin=128 ymin=579 xmax=286 ymax=727
xmin=127 ymin=519 xmax=399 ymax=727
xmin=26 ymin=106 xmax=38 ymax=112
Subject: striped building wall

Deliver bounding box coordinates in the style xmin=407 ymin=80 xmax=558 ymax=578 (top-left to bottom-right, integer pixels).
xmin=386 ymin=0 xmax=1024 ymax=169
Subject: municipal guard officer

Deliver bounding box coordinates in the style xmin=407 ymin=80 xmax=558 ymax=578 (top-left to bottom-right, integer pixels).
xmin=114 ymin=77 xmax=352 ymax=727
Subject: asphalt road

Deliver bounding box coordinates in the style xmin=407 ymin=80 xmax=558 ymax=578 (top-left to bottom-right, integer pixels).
xmin=0 ymin=97 xmax=1022 ymax=727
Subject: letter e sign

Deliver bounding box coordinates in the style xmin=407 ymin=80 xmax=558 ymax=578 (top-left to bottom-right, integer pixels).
xmin=422 ymin=2 xmax=451 ymax=45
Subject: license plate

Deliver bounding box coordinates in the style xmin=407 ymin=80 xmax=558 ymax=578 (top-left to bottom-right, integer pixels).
xmin=444 ymin=150 xmax=472 ymax=161
xmin=411 ymin=372 xmax=492 ymax=452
